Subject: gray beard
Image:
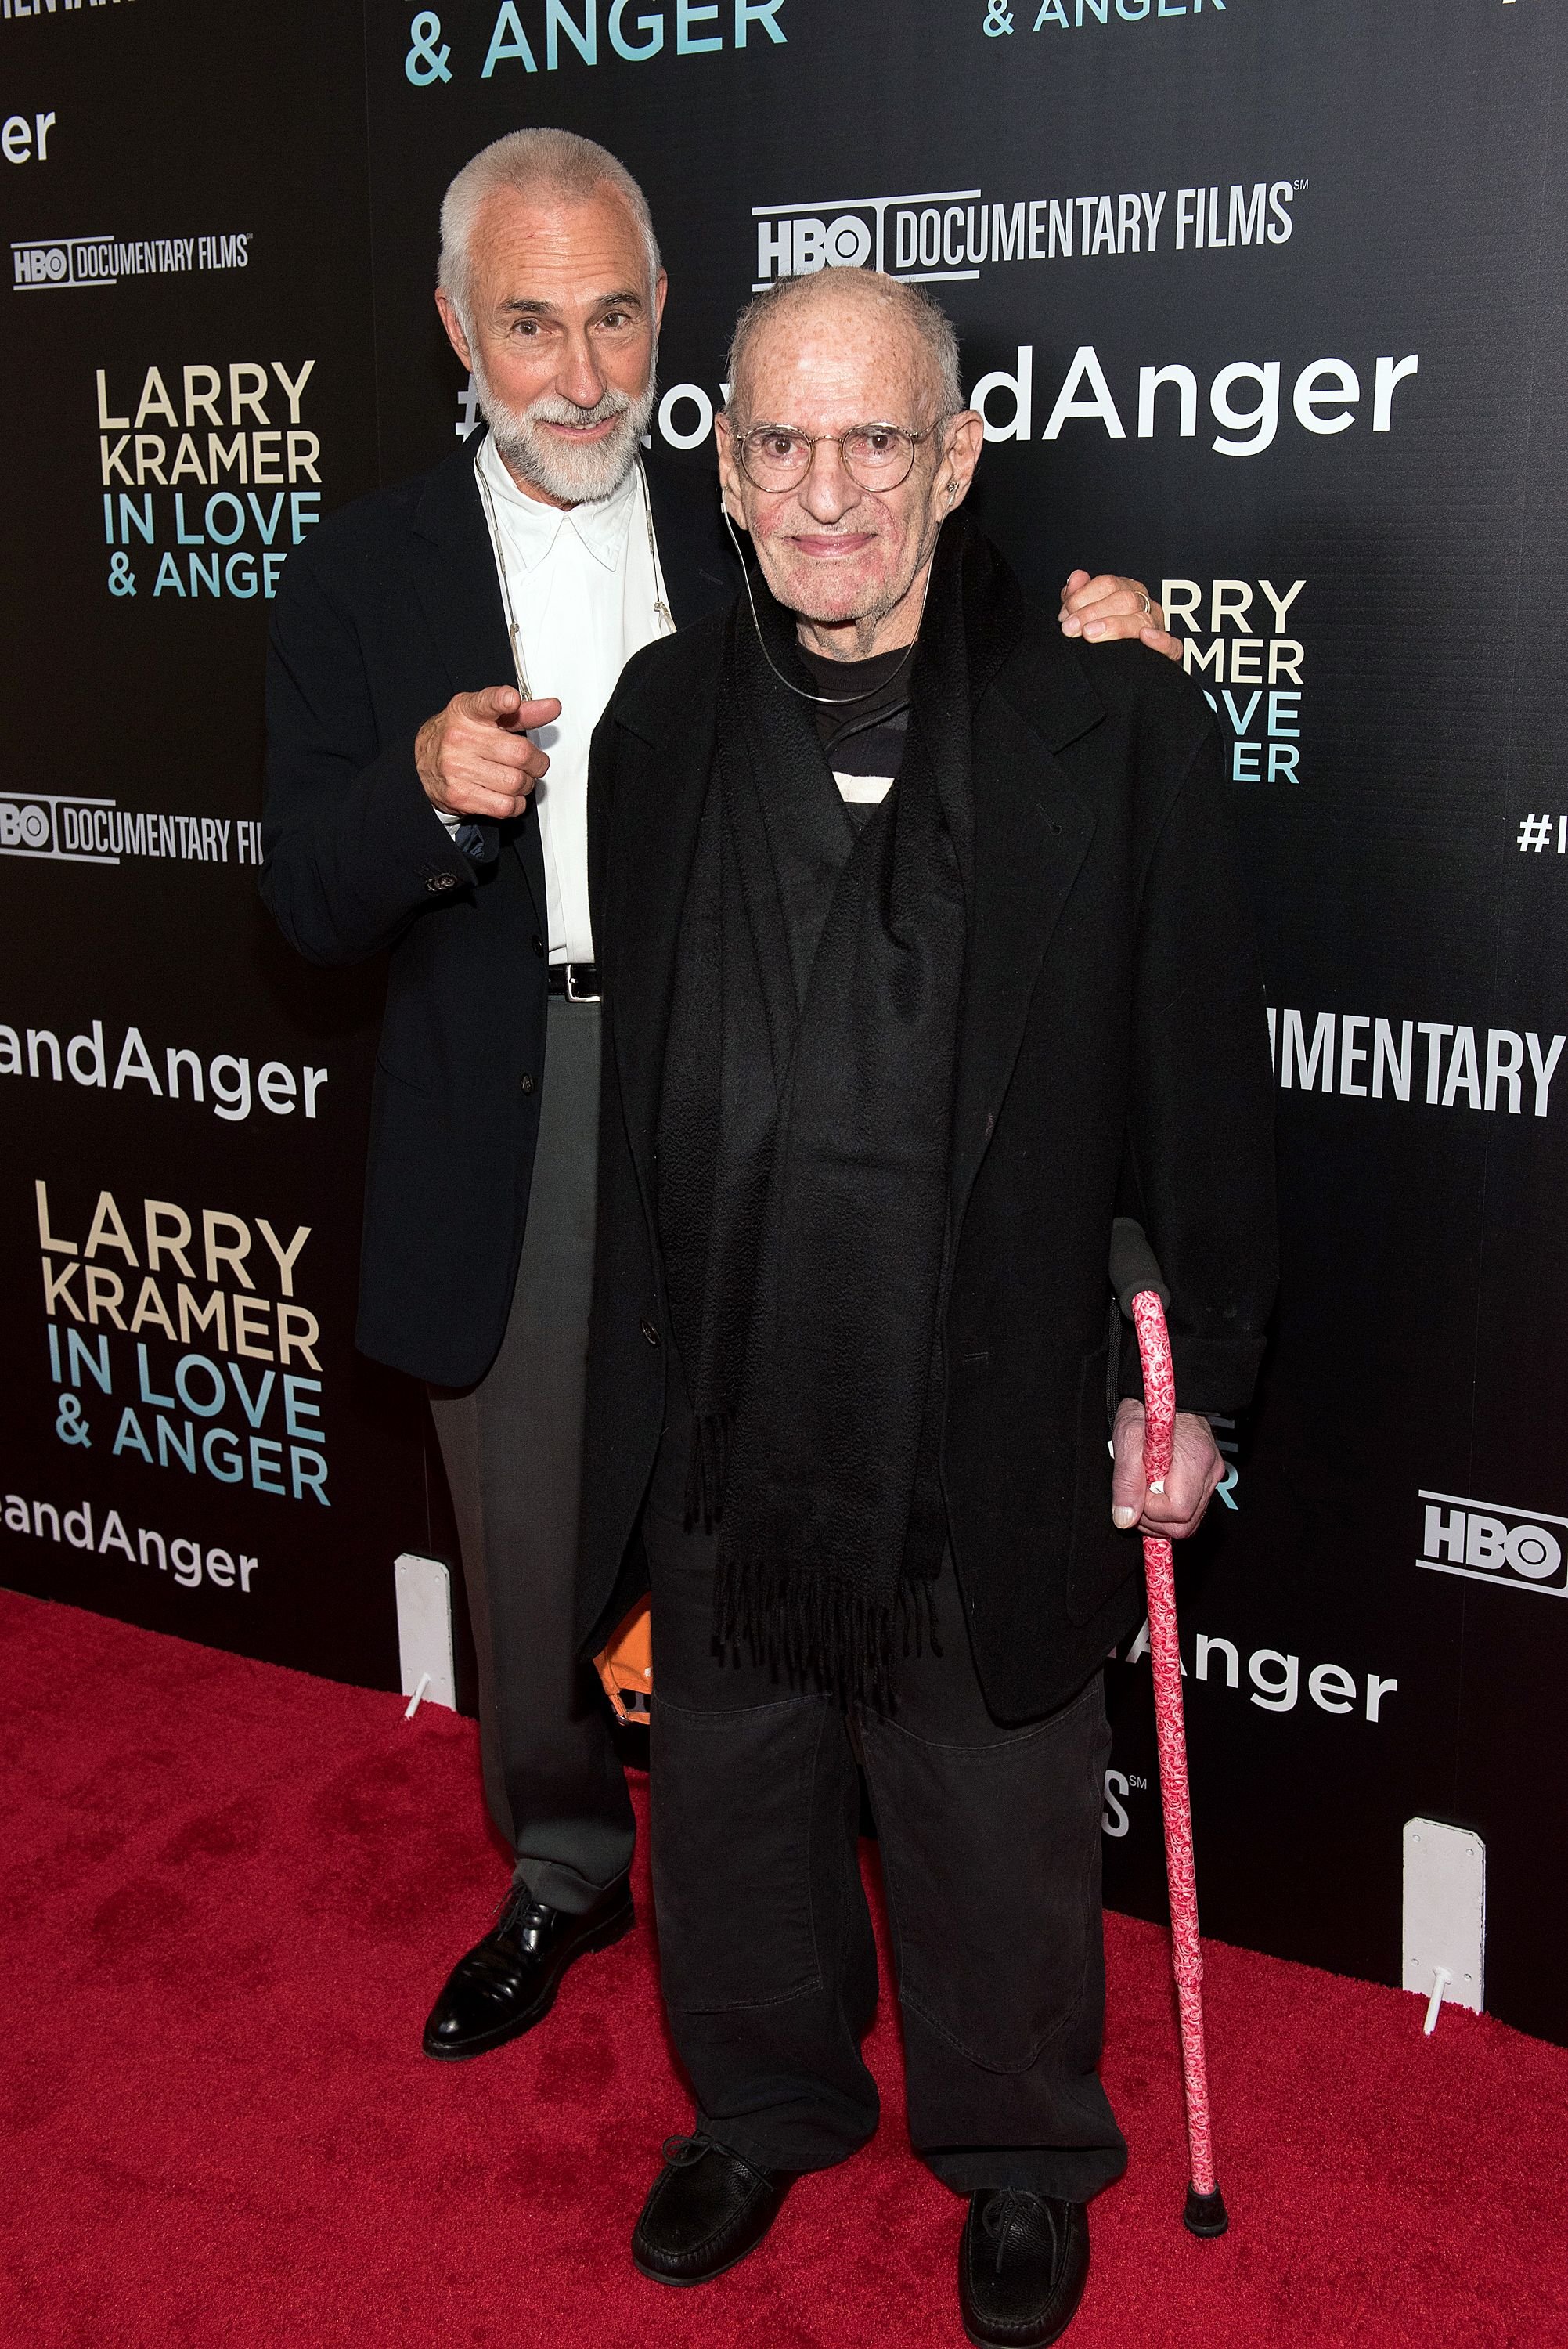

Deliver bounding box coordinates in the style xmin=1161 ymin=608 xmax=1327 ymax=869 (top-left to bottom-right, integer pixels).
xmin=474 ymin=363 xmax=657 ymax=506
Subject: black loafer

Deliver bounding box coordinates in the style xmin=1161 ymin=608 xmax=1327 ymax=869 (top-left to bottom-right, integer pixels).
xmin=632 ymin=2134 xmax=794 ymax=2286
xmin=422 ymin=1878 xmax=633 ymax=2060
xmin=959 ymin=2190 xmax=1090 ymax=2347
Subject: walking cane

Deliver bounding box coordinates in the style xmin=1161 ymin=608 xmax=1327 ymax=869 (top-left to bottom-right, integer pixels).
xmin=1108 ymin=1218 xmax=1228 ymax=2239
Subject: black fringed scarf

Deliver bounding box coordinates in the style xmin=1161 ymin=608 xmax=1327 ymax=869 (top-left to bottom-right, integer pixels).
xmin=656 ymin=511 xmax=1015 ymax=1707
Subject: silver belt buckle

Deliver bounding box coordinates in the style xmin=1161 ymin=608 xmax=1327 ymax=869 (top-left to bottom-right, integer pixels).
xmin=565 ymin=964 xmax=600 ymax=1004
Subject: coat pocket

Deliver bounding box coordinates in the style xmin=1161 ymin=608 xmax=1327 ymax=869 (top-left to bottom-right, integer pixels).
xmin=1065 ymin=1341 xmax=1142 ymax=1626
xmin=373 ymin=1051 xmax=433 ymax=1099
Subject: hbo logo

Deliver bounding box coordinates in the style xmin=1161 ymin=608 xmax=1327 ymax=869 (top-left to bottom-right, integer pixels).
xmin=1422 ymin=1499 xmax=1565 ymax=1589
xmin=0 ymin=802 xmax=51 ymax=850
xmin=756 ymin=213 xmax=873 ymax=280
xmin=13 ymin=243 xmax=67 ymax=286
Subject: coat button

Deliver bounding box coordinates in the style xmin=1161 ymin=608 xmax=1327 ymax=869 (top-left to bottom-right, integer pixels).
xmin=519 ymin=1073 xmax=536 ymax=1095
xmin=531 ymin=934 xmax=545 ymax=958
xmin=426 ymin=871 xmax=457 ymax=893
xmin=640 ymin=1318 xmax=661 ymax=1348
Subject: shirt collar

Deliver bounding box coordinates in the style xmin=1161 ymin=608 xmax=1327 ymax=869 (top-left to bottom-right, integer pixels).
xmin=478 ymin=431 xmax=640 ymax=574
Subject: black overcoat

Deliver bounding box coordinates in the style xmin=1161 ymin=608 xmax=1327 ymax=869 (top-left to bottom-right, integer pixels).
xmin=260 ymin=431 xmax=736 ymax=1387
xmin=577 ymin=576 xmax=1278 ymax=1723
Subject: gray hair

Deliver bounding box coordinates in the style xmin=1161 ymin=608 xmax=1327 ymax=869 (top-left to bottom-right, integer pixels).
xmin=725 ymin=270 xmax=964 ymax=423
xmin=438 ymin=128 xmax=661 ymax=328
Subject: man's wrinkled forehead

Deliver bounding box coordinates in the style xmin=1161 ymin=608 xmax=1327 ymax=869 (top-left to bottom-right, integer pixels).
xmin=470 ymin=182 xmax=651 ymax=303
xmin=737 ymin=289 xmax=939 ymax=425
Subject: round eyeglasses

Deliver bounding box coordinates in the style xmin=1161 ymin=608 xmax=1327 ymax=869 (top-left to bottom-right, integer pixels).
xmin=735 ymin=420 xmax=946 ymax=493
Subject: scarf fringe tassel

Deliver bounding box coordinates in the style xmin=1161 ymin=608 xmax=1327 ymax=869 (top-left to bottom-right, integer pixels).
xmin=687 ymin=1413 xmax=943 ymax=1712
xmin=712 ymin=1545 xmax=942 ymax=1716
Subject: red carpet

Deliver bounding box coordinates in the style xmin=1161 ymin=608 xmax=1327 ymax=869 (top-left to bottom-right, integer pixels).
xmin=4 ymin=1587 xmax=1566 ymax=2349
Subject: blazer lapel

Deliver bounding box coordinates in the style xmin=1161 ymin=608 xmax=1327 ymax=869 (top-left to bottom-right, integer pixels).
xmin=607 ymin=657 xmax=719 ymax=1210
xmin=409 ymin=432 xmax=547 ymax=933
xmin=950 ymin=659 xmax=1104 ymax=1227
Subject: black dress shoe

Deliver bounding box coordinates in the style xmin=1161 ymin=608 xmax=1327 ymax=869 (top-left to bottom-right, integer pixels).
xmin=959 ymin=2191 xmax=1090 ymax=2347
xmin=421 ymin=1878 xmax=633 ymax=2060
xmin=632 ymin=2134 xmax=794 ymax=2286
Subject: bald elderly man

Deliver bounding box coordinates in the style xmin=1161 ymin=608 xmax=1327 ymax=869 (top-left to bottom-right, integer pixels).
xmin=263 ymin=124 xmax=1181 ymax=2071
xmin=576 ymin=269 xmax=1275 ymax=2344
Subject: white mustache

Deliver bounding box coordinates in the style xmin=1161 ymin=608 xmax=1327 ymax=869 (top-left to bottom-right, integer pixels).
xmin=525 ymin=390 xmax=633 ymax=428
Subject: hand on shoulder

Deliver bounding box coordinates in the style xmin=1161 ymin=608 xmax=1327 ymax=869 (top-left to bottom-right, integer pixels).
xmin=1059 ymin=571 xmax=1182 ymax=663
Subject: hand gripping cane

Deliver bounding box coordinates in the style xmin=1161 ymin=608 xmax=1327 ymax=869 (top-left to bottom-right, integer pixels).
xmin=1108 ymin=1218 xmax=1228 ymax=2239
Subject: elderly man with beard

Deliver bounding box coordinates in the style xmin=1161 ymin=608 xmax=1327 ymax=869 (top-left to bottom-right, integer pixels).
xmin=262 ymin=128 xmax=1182 ymax=2070
xmin=576 ymin=267 xmax=1276 ymax=2344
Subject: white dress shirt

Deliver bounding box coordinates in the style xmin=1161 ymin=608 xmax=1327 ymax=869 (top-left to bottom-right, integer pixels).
xmin=457 ymin=431 xmax=669 ymax=964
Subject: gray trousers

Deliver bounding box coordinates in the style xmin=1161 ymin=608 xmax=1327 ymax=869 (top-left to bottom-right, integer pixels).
xmin=428 ymin=998 xmax=636 ymax=1916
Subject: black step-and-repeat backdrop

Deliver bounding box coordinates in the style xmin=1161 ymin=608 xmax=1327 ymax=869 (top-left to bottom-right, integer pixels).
xmin=4 ymin=0 xmax=1565 ymax=2043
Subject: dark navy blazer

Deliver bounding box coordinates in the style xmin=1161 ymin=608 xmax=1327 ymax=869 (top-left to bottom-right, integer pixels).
xmin=261 ymin=431 xmax=737 ymax=1387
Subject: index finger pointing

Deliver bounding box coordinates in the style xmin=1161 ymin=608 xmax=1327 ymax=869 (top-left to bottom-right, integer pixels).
xmin=463 ymin=684 xmax=522 ymax=724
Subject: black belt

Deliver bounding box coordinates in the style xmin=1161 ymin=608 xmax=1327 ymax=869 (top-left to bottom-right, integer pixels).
xmin=547 ymin=962 xmax=600 ymax=1002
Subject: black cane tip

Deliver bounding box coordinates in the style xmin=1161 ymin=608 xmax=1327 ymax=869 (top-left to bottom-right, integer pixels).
xmin=1184 ymin=2185 xmax=1229 ymax=2237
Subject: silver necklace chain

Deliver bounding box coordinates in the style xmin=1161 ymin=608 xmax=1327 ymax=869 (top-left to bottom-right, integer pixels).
xmin=478 ymin=446 xmax=673 ymax=705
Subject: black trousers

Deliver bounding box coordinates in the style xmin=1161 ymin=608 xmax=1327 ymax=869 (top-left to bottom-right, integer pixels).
xmin=643 ymin=1419 xmax=1128 ymax=2202
xmin=428 ymin=999 xmax=634 ymax=1916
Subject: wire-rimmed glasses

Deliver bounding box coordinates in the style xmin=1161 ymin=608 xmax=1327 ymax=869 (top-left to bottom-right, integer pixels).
xmin=734 ymin=419 xmax=946 ymax=493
